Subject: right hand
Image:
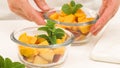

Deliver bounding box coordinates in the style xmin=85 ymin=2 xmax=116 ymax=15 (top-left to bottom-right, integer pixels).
xmin=7 ymin=0 xmax=50 ymax=25
xmin=90 ymin=0 xmax=120 ymax=35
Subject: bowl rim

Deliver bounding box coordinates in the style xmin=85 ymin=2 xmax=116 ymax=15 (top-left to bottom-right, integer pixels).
xmin=44 ymin=7 xmax=99 ymax=26
xmin=10 ymin=26 xmax=74 ymax=48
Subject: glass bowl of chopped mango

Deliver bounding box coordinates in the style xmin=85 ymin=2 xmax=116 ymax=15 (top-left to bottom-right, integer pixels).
xmin=10 ymin=20 xmax=74 ymax=68
xmin=44 ymin=0 xmax=99 ymax=44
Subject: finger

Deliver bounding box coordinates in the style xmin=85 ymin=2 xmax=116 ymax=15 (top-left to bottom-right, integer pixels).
xmin=7 ymin=1 xmax=31 ymax=21
xmin=34 ymin=0 xmax=50 ymax=11
xmin=12 ymin=8 xmax=32 ymax=21
xmin=99 ymin=0 xmax=108 ymax=16
xmin=21 ymin=0 xmax=46 ymax=25
xmin=91 ymin=28 xmax=100 ymax=35
xmin=90 ymin=18 xmax=104 ymax=35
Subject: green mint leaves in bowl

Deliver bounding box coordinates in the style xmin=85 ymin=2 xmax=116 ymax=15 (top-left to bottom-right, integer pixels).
xmin=37 ymin=19 xmax=65 ymax=45
xmin=62 ymin=0 xmax=83 ymax=15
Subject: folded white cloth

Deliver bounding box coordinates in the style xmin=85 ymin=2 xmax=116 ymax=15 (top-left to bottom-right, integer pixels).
xmin=91 ymin=8 xmax=120 ymax=64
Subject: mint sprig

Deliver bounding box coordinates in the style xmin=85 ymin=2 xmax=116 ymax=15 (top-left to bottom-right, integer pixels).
xmin=61 ymin=0 xmax=83 ymax=15
xmin=62 ymin=4 xmax=72 ymax=15
xmin=0 ymin=56 xmax=25 ymax=68
xmin=70 ymin=0 xmax=75 ymax=7
xmin=38 ymin=19 xmax=65 ymax=45
xmin=72 ymin=4 xmax=83 ymax=14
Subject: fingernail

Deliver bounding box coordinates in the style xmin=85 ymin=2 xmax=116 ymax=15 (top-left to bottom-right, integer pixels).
xmin=39 ymin=20 xmax=46 ymax=25
xmin=43 ymin=5 xmax=50 ymax=11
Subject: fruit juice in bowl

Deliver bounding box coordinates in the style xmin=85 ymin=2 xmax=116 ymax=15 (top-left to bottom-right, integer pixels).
xmin=44 ymin=0 xmax=99 ymax=44
xmin=10 ymin=20 xmax=74 ymax=68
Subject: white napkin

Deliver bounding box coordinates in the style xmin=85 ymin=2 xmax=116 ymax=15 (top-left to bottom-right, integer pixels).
xmin=90 ymin=8 xmax=120 ymax=64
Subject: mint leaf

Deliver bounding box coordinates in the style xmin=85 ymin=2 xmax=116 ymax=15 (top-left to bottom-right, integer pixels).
xmin=0 ymin=56 xmax=4 ymax=68
xmin=55 ymin=28 xmax=65 ymax=34
xmin=46 ymin=19 xmax=56 ymax=29
xmin=0 ymin=56 xmax=25 ymax=68
xmin=72 ymin=4 xmax=83 ymax=14
xmin=38 ymin=34 xmax=57 ymax=45
xmin=54 ymin=28 xmax=65 ymax=39
xmin=12 ymin=62 xmax=25 ymax=68
xmin=70 ymin=0 xmax=75 ymax=7
xmin=38 ymin=34 xmax=50 ymax=44
xmin=38 ymin=26 xmax=52 ymax=36
xmin=4 ymin=58 xmax=12 ymax=68
xmin=56 ymin=32 xmax=65 ymax=39
xmin=62 ymin=4 xmax=72 ymax=15
xmin=38 ymin=27 xmax=49 ymax=31
xmin=50 ymin=36 xmax=57 ymax=44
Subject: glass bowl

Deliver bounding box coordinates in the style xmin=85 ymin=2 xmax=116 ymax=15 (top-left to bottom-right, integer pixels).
xmin=44 ymin=7 xmax=99 ymax=44
xmin=10 ymin=26 xmax=74 ymax=68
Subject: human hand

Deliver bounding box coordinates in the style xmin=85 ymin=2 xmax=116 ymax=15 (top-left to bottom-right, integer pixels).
xmin=90 ymin=0 xmax=120 ymax=35
xmin=7 ymin=0 xmax=50 ymax=25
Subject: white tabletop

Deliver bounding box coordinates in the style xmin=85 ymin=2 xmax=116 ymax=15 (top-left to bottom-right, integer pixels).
xmin=0 ymin=8 xmax=120 ymax=68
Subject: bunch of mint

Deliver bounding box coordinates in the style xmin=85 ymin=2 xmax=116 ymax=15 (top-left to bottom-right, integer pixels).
xmin=62 ymin=0 xmax=83 ymax=15
xmin=0 ymin=56 xmax=25 ymax=68
xmin=38 ymin=19 xmax=65 ymax=45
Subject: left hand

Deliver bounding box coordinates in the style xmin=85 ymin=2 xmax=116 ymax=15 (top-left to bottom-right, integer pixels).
xmin=90 ymin=0 xmax=120 ymax=35
xmin=7 ymin=0 xmax=50 ymax=25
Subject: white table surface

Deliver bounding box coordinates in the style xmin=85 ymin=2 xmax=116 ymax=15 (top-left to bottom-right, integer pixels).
xmin=0 ymin=8 xmax=120 ymax=68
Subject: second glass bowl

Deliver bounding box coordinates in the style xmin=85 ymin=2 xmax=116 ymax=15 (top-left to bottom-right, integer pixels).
xmin=44 ymin=7 xmax=99 ymax=44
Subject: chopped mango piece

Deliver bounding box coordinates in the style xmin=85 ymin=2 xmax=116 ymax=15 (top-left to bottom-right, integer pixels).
xmin=49 ymin=12 xmax=59 ymax=20
xmin=78 ymin=18 xmax=94 ymax=23
xmin=77 ymin=16 xmax=86 ymax=22
xmin=19 ymin=33 xmax=37 ymax=44
xmin=53 ymin=47 xmax=65 ymax=55
xmin=71 ymin=26 xmax=78 ymax=31
xmin=38 ymin=40 xmax=49 ymax=46
xmin=36 ymin=37 xmax=46 ymax=44
xmin=56 ymin=39 xmax=63 ymax=44
xmin=87 ymin=18 xmax=94 ymax=21
xmin=64 ymin=25 xmax=72 ymax=30
xmin=39 ymin=48 xmax=55 ymax=62
xmin=26 ymin=56 xmax=34 ymax=63
xmin=55 ymin=24 xmax=66 ymax=29
xmin=19 ymin=33 xmax=28 ymax=43
xmin=60 ymin=11 xmax=67 ymax=17
xmin=19 ymin=46 xmax=38 ymax=57
xmin=56 ymin=34 xmax=67 ymax=44
xmin=33 ymin=56 xmax=48 ymax=64
xmin=56 ymin=24 xmax=72 ymax=30
xmin=58 ymin=16 xmax=64 ymax=22
xmin=27 ymin=36 xmax=37 ymax=44
xmin=64 ymin=14 xmax=76 ymax=23
xmin=74 ymin=9 xmax=86 ymax=17
xmin=61 ymin=34 xmax=67 ymax=42
xmin=78 ymin=25 xmax=92 ymax=34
